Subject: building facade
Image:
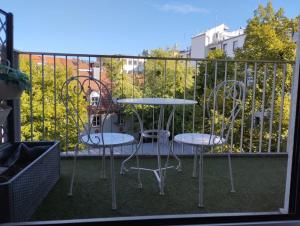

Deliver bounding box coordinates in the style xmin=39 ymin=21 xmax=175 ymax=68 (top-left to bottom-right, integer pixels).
xmin=191 ymin=24 xmax=245 ymax=58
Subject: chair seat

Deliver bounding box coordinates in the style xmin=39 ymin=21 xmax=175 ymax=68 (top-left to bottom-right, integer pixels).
xmin=81 ymin=133 xmax=135 ymax=147
xmin=174 ymin=133 xmax=225 ymax=146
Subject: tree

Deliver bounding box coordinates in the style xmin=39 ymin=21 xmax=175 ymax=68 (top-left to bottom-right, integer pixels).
xmin=236 ymin=1 xmax=297 ymax=61
xmin=20 ymin=55 xmax=87 ymax=151
xmin=233 ymin=1 xmax=298 ymax=152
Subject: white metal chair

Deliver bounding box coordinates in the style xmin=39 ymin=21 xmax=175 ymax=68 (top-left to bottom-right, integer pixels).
xmin=60 ymin=76 xmax=139 ymax=210
xmin=174 ymin=80 xmax=245 ymax=207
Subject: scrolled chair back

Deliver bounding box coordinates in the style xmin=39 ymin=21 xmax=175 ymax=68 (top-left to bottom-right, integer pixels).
xmin=206 ymin=80 xmax=245 ymax=145
xmin=60 ymin=75 xmax=116 ymax=147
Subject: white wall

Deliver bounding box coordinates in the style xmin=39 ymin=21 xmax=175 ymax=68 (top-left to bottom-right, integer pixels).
xmin=221 ymin=34 xmax=246 ymax=57
xmin=190 ymin=24 xmax=245 ymax=58
xmin=123 ymin=58 xmax=144 ymax=74
xmin=191 ymin=34 xmax=206 ymax=58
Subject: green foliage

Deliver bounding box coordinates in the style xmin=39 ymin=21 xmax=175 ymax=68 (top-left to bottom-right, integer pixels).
xmin=20 ymin=55 xmax=87 ymax=151
xmin=139 ymin=48 xmax=195 ymax=134
xmin=18 ymin=2 xmax=296 ymax=153
xmin=207 ymin=49 xmax=227 ymax=60
xmin=235 ymin=1 xmax=297 ymax=61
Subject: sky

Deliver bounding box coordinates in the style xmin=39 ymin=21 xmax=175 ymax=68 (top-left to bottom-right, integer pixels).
xmin=0 ymin=0 xmax=299 ymax=55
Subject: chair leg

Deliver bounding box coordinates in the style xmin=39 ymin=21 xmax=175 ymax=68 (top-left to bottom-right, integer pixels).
xmin=68 ymin=144 xmax=79 ymax=196
xmin=100 ymin=147 xmax=106 ymax=179
xmin=110 ymin=147 xmax=117 ymax=210
xmin=136 ymin=143 xmax=142 ymax=189
xmin=168 ymin=140 xmax=182 ymax=172
xmin=198 ymin=146 xmax=204 ymax=208
xmin=192 ymin=146 xmax=197 ymax=178
xmin=163 ymin=140 xmax=172 ymax=179
xmin=228 ymin=152 xmax=235 ymax=192
xmin=156 ymin=137 xmax=164 ymax=195
xmin=120 ymin=141 xmax=140 ymax=174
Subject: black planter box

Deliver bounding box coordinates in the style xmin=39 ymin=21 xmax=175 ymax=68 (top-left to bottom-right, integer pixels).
xmin=0 ymin=141 xmax=60 ymax=223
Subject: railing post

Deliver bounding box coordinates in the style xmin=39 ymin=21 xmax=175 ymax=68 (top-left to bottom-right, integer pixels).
xmin=283 ymin=18 xmax=300 ymax=214
xmin=5 ymin=12 xmax=21 ymax=143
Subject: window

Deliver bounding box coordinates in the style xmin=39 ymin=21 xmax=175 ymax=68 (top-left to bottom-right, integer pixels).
xmin=233 ymin=40 xmax=238 ymax=51
xmin=133 ymin=60 xmax=138 ymax=65
xmin=223 ymin=43 xmax=228 ymax=53
xmin=128 ymin=60 xmax=132 ymax=65
xmin=92 ymin=114 xmax=101 ymax=127
xmin=209 ymin=47 xmax=216 ymax=51
xmin=91 ymin=96 xmax=99 ymax=106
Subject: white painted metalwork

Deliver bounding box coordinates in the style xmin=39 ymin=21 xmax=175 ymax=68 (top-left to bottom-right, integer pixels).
xmin=259 ymin=65 xmax=268 ymax=153
xmin=117 ymin=97 xmax=197 ymax=195
xmin=60 ymin=76 xmax=137 ymax=210
xmin=174 ymin=80 xmax=245 ymax=207
xmin=283 ymin=19 xmax=300 ymax=213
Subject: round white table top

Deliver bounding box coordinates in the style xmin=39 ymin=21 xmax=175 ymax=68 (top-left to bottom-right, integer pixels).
xmin=117 ymin=98 xmax=197 ymax=106
xmin=81 ymin=133 xmax=134 ymax=146
xmin=174 ymin=133 xmax=225 ymax=146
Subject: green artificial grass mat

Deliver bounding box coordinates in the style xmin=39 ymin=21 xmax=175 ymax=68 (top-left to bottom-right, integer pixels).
xmin=31 ymin=156 xmax=287 ymax=221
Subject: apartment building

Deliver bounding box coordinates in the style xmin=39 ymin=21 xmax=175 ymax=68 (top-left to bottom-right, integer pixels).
xmin=191 ymin=24 xmax=245 ymax=58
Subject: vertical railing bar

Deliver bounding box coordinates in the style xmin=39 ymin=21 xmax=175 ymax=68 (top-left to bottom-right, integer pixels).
xmin=221 ymin=61 xmax=228 ymax=153
xmin=76 ymin=56 xmax=79 ymax=143
xmin=29 ymin=54 xmax=33 ymax=141
xmin=181 ymin=60 xmax=187 ymax=154
xmin=65 ymin=55 xmax=69 ymax=153
xmin=89 ymin=56 xmax=92 ymax=141
xmin=162 ymin=59 xmax=167 ymax=135
xmin=99 ymin=57 xmax=103 ymax=153
xmin=86 ymin=56 xmax=91 ymax=154
xmin=131 ymin=58 xmax=135 ymax=154
xmin=152 ymin=59 xmax=157 ymax=147
xmin=211 ymin=61 xmax=218 ymax=152
xmin=163 ymin=60 xmax=167 ymax=98
xmin=99 ymin=57 xmax=102 ymax=120
xmin=202 ymin=62 xmax=207 ymax=135
xmin=171 ymin=60 xmax=177 ymax=152
xmin=277 ymin=63 xmax=287 ymax=153
xmin=230 ymin=62 xmax=237 ymax=153
xmin=249 ymin=63 xmax=258 ymax=153
xmin=120 ymin=58 xmax=124 ymax=154
xmin=110 ymin=57 xmax=113 ymax=132
xmin=121 ymin=58 xmax=124 ymax=97
xmin=192 ymin=60 xmax=198 ymax=133
xmin=239 ymin=62 xmax=247 ymax=153
xmin=141 ymin=59 xmax=146 ymax=154
xmin=42 ymin=54 xmax=45 ymax=140
xmin=53 ymin=54 xmax=57 ymax=141
xmin=132 ymin=58 xmax=135 ymax=98
xmin=259 ymin=64 xmax=268 ymax=153
xmin=268 ymin=63 xmax=277 ymax=152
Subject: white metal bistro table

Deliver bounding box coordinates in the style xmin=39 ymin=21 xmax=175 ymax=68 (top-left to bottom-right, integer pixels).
xmin=117 ymin=97 xmax=197 ymax=195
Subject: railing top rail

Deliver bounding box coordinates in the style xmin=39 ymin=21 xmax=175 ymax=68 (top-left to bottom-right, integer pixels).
xmin=16 ymin=50 xmax=295 ymax=64
xmin=0 ymin=9 xmax=8 ymax=16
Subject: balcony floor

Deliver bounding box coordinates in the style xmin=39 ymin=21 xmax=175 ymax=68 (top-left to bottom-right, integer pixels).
xmin=31 ymin=156 xmax=287 ymax=221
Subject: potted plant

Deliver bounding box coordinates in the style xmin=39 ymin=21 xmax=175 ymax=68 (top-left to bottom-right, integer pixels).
xmin=0 ymin=61 xmax=30 ymax=127
xmin=0 ymin=62 xmax=30 ymax=100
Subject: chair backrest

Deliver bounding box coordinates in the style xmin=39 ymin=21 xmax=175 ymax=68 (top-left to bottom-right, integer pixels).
xmin=206 ymin=80 xmax=245 ymax=144
xmin=60 ymin=76 xmax=115 ymax=146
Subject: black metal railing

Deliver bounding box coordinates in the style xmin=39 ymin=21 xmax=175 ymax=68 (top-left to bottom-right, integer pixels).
xmin=0 ymin=10 xmax=15 ymax=144
xmin=16 ymin=51 xmax=295 ymax=154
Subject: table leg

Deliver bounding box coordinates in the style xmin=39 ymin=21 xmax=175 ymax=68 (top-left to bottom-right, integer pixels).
xmin=110 ymin=147 xmax=117 ymax=210
xmin=136 ymin=143 xmax=142 ymax=189
xmin=198 ymin=146 xmax=204 ymax=208
xmin=100 ymin=147 xmax=106 ymax=179
xmin=192 ymin=147 xmax=197 ymax=177
xmin=166 ymin=105 xmax=182 ymax=171
xmin=157 ymin=105 xmax=164 ymax=195
xmin=120 ymin=105 xmax=143 ymax=174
